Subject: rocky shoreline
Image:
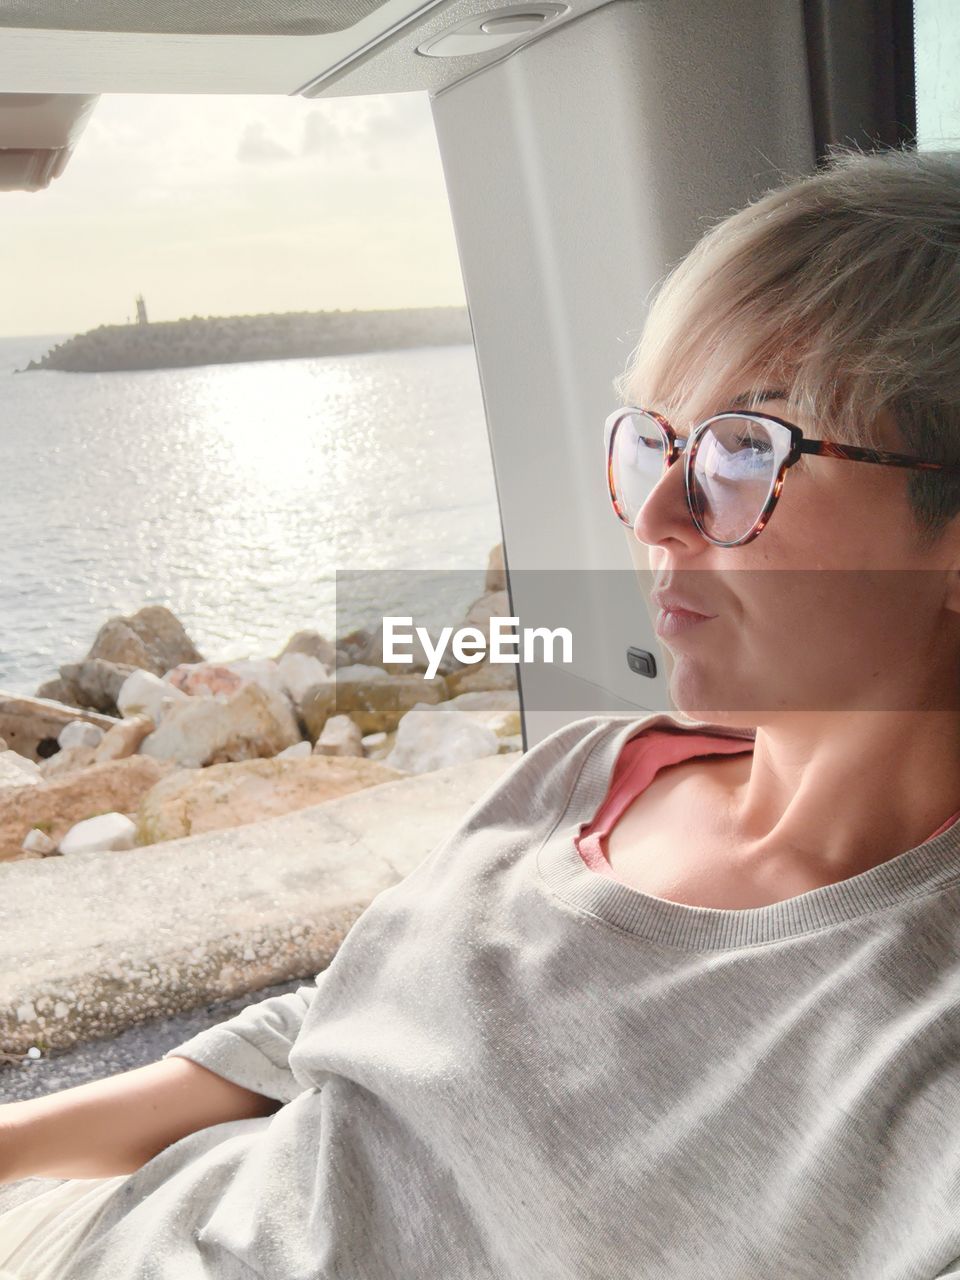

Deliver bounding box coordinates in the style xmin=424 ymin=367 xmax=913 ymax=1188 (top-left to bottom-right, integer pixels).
xmin=0 ymin=543 xmax=519 ymax=863
xmin=20 ymin=305 xmax=472 ymax=374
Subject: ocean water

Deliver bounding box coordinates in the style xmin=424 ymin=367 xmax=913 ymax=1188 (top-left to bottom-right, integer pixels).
xmin=0 ymin=335 xmax=502 ymax=697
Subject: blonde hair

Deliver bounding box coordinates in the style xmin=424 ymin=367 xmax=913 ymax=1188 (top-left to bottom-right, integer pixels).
xmin=613 ymin=144 xmax=960 ymax=548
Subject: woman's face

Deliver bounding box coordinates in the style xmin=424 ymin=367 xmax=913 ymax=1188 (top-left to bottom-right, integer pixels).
xmin=626 ymin=393 xmax=960 ymax=722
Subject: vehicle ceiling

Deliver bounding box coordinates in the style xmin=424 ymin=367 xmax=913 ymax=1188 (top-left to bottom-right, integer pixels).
xmin=0 ymin=0 xmax=611 ymax=188
xmin=0 ymin=0 xmax=610 ymax=96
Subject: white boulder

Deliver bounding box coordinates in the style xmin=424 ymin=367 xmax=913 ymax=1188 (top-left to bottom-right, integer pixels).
xmin=384 ymin=703 xmax=500 ymax=775
xmin=58 ymin=720 xmax=104 ymax=751
xmin=334 ymin=664 xmax=390 ymax=681
xmin=0 ymin=751 xmax=43 ymax=791
xmin=21 ymin=828 xmax=56 ymax=855
xmin=118 ymin=669 xmax=189 ymax=723
xmin=222 ymin=658 xmax=290 ymax=703
xmin=314 ymin=714 xmax=364 ymax=758
xmin=277 ymin=652 xmax=332 ymax=706
xmin=59 ymin=812 xmax=137 ymax=856
xmin=139 ymin=681 xmax=302 ymax=768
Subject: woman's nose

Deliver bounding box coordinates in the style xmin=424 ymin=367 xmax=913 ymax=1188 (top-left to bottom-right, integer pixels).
xmin=631 ymin=456 xmax=702 ymax=549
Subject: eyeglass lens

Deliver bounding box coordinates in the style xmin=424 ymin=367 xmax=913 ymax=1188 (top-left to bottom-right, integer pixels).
xmin=610 ymin=411 xmax=788 ymax=543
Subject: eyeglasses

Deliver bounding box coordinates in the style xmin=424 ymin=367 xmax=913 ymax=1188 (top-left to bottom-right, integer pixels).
xmin=604 ymin=405 xmax=960 ymax=548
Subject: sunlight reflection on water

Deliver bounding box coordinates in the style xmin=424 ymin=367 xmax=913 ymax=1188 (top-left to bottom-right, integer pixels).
xmin=0 ymin=338 xmax=501 ymax=694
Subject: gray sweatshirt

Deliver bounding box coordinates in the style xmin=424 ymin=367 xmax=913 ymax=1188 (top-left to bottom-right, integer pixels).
xmin=61 ymin=710 xmax=960 ymax=1280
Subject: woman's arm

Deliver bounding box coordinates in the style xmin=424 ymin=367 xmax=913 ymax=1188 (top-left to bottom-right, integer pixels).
xmin=0 ymin=971 xmax=330 ymax=1185
xmin=0 ymin=1056 xmax=280 ymax=1184
xmin=159 ymin=978 xmax=326 ymax=1104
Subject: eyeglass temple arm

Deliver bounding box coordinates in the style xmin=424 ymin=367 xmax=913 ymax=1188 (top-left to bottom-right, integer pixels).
xmin=800 ymin=439 xmax=960 ymax=473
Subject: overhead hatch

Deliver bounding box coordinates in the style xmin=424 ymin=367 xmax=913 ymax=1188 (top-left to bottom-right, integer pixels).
xmin=0 ymin=0 xmax=387 ymax=35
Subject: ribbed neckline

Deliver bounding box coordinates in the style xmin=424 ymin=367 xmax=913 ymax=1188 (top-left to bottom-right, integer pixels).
xmin=535 ymin=711 xmax=960 ymax=951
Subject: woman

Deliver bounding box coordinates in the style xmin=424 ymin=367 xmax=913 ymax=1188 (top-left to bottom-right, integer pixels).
xmin=4 ymin=142 xmax=960 ymax=1279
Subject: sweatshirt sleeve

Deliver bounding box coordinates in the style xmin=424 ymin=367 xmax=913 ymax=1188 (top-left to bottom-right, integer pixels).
xmin=160 ymin=971 xmax=328 ymax=1104
xmin=158 ymin=717 xmax=611 ymax=1106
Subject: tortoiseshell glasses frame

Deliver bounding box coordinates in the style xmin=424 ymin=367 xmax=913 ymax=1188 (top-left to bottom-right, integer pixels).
xmin=604 ymin=405 xmax=960 ymax=549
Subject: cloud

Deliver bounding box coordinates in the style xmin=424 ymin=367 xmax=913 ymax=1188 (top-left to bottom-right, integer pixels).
xmin=299 ymin=93 xmax=433 ymax=162
xmin=1 ymin=90 xmax=465 ymax=334
xmin=301 ymin=111 xmax=344 ymax=155
xmin=237 ymin=121 xmax=294 ymax=163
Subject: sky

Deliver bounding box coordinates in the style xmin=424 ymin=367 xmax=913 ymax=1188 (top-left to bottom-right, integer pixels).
xmin=0 ymin=91 xmax=467 ymax=338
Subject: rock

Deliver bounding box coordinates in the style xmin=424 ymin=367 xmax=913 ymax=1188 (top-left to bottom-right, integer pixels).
xmin=444 ymin=659 xmax=519 ymax=697
xmin=0 ymin=755 xmax=175 ymax=862
xmin=38 ymin=744 xmax=99 ymax=779
xmin=86 ymin=605 xmax=204 ymax=675
xmin=275 ymin=629 xmax=337 ymax=668
xmin=361 ymin=729 xmax=396 ymax=761
xmin=165 ymin=658 xmax=298 ymax=709
xmin=58 ymin=720 xmax=105 ymax=751
xmin=486 ymin=711 xmax=522 ymax=739
xmin=0 ymin=693 xmax=118 ymax=763
xmin=276 ymin=740 xmax=312 ymax=761
xmin=383 ymin=703 xmax=500 ymax=775
xmin=0 ymin=751 xmax=43 ymax=791
xmin=57 ymin=659 xmax=138 ymax=715
xmin=93 ymin=715 xmax=156 ymax=763
xmin=334 ymin=627 xmax=373 ymax=665
xmin=59 ymin=812 xmax=137 ymax=856
xmin=460 ymin=589 xmax=511 ymax=642
xmin=34 ymin=675 xmax=89 ymax=711
xmin=139 ymin=681 xmax=302 ymax=768
xmin=446 ymin=689 xmax=521 ymax=739
xmin=447 ymin=690 xmax=520 ymax=713
xmin=135 ymin=754 xmax=403 ymax=845
xmin=21 ymin=828 xmax=56 ymax=855
xmin=302 ymin=675 xmax=448 ymax=739
xmin=314 ymin=714 xmax=364 ymax=758
xmin=165 ymin=663 xmax=244 ymax=699
xmin=277 ymin=653 xmax=332 ymax=707
xmin=485 ymin=542 xmax=506 ymax=593
xmin=117 ymin=670 xmax=190 ymax=723
xmin=332 ymin=663 xmax=390 ymax=682
xmin=222 ymin=658 xmax=290 ymax=704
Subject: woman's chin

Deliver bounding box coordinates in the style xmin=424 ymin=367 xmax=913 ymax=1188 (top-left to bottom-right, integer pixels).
xmin=667 ymin=668 xmax=758 ymax=724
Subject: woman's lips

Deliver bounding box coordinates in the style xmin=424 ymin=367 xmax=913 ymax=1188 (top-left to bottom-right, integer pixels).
xmin=655 ymin=608 xmax=715 ymax=638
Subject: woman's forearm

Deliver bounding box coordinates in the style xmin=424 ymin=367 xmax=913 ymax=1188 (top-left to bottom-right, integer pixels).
xmin=0 ymin=1056 xmax=281 ymax=1183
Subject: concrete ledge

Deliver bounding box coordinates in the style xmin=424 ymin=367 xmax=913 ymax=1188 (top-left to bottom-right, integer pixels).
xmin=0 ymin=751 xmax=521 ymax=1055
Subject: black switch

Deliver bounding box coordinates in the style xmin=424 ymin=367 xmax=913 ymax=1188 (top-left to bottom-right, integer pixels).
xmin=626 ymin=646 xmax=657 ymax=678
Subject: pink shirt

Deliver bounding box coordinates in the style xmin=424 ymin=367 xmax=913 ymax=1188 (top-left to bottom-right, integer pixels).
xmin=575 ymin=727 xmax=960 ymax=883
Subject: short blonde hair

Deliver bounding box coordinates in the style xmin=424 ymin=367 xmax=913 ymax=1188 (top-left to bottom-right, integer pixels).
xmin=614 ymin=144 xmax=960 ymax=548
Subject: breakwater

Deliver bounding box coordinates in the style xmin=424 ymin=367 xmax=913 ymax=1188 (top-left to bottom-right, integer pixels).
xmin=21 ymin=305 xmax=472 ymax=373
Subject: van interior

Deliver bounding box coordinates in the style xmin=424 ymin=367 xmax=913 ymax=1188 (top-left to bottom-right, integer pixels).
xmin=0 ymin=0 xmax=941 ymax=752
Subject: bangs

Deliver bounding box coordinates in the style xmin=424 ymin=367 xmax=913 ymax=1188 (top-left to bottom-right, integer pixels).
xmin=611 ymin=155 xmax=944 ymax=451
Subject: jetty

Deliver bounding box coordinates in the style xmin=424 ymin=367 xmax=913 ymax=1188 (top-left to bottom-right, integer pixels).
xmin=21 ymin=305 xmax=473 ymax=374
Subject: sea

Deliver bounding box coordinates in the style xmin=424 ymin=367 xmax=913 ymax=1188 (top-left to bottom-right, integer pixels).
xmin=0 ymin=334 xmax=502 ymax=698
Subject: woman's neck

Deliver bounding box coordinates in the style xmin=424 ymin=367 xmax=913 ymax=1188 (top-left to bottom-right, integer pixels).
xmin=713 ymin=710 xmax=960 ymax=881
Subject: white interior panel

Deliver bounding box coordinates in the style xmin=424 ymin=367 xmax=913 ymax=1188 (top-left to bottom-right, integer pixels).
xmin=429 ymin=0 xmax=817 ymax=747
